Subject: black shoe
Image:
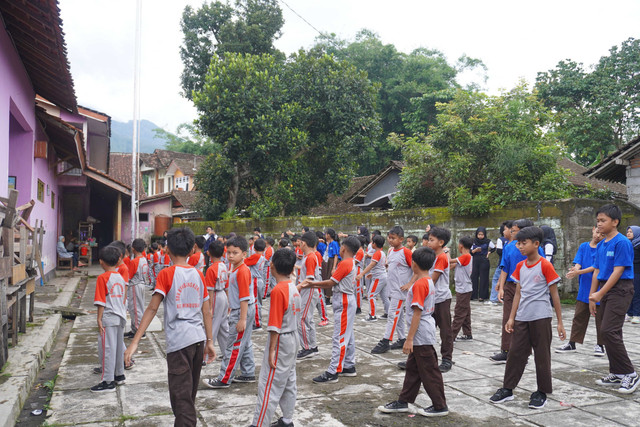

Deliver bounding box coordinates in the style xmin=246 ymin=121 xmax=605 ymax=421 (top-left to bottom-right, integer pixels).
xmin=389 ymin=338 xmax=406 ymax=350
xmin=397 ymin=361 xmax=406 ymax=370
xmin=90 ymin=381 xmax=116 ymax=393
xmin=363 ymin=315 xmax=377 ymax=322
xmin=203 ymin=378 xmax=230 ymax=389
xmin=297 ymin=348 xmax=316 ymax=360
xmin=356 ymin=307 xmax=362 ymax=315
xmin=439 ymin=358 xmax=453 ymax=373
xmin=233 ymin=375 xmax=256 ymax=383
xmin=529 ymin=391 xmax=547 ymax=409
xmin=339 ymin=366 xmax=357 ymax=377
xmin=380 ymin=313 xmax=388 ymax=319
xmin=270 ymin=418 xmax=294 ymax=427
xmin=313 ymin=371 xmax=338 ymax=384
xmin=417 ymin=405 xmax=449 ymax=417
xmin=93 ymin=367 xmax=102 ymax=374
xmin=456 ymin=335 xmax=473 ymax=341
xmin=124 ymin=331 xmax=135 ymax=339
xmin=490 ymin=350 xmax=508 ymax=364
xmin=371 ymin=339 xmax=390 ymax=354
xmin=377 ymin=400 xmax=409 ymax=413
xmin=489 ymin=387 xmax=513 ymax=404
xmin=114 ymin=375 xmax=126 ymax=385
xmin=141 ymin=333 xmax=147 ymax=339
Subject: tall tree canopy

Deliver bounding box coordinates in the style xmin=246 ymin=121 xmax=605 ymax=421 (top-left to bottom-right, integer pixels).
xmin=536 ymin=37 xmax=640 ymax=165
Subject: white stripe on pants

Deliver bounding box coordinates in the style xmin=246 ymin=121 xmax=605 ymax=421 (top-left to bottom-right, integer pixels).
xmin=328 ymin=292 xmax=356 ymax=375
xmin=211 ymin=291 xmax=230 ymax=356
xmin=252 ymin=332 xmax=298 ymax=427
xmin=298 ymin=288 xmax=318 ymax=350
xmin=384 ymin=297 xmax=406 ymax=341
xmin=127 ymin=283 xmax=145 ymax=333
xmin=99 ymin=320 xmax=125 ymax=382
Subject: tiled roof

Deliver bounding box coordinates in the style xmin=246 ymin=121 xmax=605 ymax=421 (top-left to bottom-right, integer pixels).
xmin=558 ymin=157 xmax=627 ymax=197
xmin=107 ymin=153 xmax=146 ymax=196
xmin=170 ymin=157 xmax=205 ymax=176
xmin=172 ymin=190 xmax=199 ymax=211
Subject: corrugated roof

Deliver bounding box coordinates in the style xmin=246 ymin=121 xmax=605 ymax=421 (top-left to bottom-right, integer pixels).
xmin=558 ymin=157 xmax=627 ymax=197
xmin=585 ymin=135 xmax=640 ymax=183
xmin=0 ymin=0 xmax=77 ymax=113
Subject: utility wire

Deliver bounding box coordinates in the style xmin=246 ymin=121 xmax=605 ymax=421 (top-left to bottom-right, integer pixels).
xmin=279 ymin=0 xmax=325 ymax=38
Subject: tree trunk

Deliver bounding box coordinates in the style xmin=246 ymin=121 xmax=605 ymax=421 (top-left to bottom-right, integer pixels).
xmin=227 ymin=164 xmax=239 ymax=211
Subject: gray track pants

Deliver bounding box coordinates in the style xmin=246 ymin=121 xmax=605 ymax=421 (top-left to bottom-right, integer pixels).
xmin=211 ymin=291 xmax=230 ymax=356
xmin=127 ymin=283 xmax=145 ymax=334
xmin=298 ymin=287 xmax=318 ymax=350
xmin=218 ymin=306 xmax=255 ymax=383
xmin=99 ymin=320 xmax=125 ymax=382
xmin=328 ymin=292 xmax=356 ymax=374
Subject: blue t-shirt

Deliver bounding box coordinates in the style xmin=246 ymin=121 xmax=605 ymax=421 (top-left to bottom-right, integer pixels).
xmin=500 ymin=240 xmax=545 ymax=282
xmin=327 ymin=240 xmax=341 ymax=261
xmin=317 ymin=242 xmax=327 ymax=257
xmin=594 ymin=232 xmax=634 ymax=281
xmin=573 ymin=241 xmax=597 ymax=304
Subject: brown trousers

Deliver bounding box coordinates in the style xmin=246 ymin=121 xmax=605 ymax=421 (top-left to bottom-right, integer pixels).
xmin=569 ymin=300 xmax=603 ymax=345
xmin=167 ymin=341 xmax=204 ymax=427
xmin=504 ymin=318 xmax=552 ymax=394
xmin=399 ymin=345 xmax=447 ymax=409
xmin=451 ymin=291 xmax=472 ymax=339
xmin=432 ymin=299 xmax=454 ymax=360
xmin=600 ymin=279 xmax=635 ymax=375
xmin=501 ymin=282 xmax=516 ymax=351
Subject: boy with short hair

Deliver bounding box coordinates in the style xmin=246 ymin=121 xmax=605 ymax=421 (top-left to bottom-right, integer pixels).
xmin=422 ymin=233 xmax=430 ymax=247
xmin=371 ymin=226 xmax=413 ymax=354
xmin=206 ymin=240 xmax=230 ymax=356
xmin=302 ymin=236 xmax=361 ymax=383
xmin=406 ymin=235 xmax=418 ymax=252
xmin=125 ymin=239 xmax=148 ymax=339
xmin=378 ymin=247 xmax=449 ymax=417
xmin=357 ymin=234 xmax=388 ymax=322
xmin=246 ymin=238 xmax=267 ymax=329
xmin=91 ymin=246 xmax=128 ymax=392
xmin=589 ymin=204 xmax=640 ymax=393
xmin=250 ymin=249 xmax=301 ymax=427
xmin=556 ymin=226 xmax=605 ymax=356
xmin=204 ymin=236 xmax=257 ymax=388
xmin=297 ymin=231 xmax=320 ymax=360
xmin=489 ymin=226 xmax=565 ymax=409
xmin=426 ymin=227 xmax=454 ymax=372
xmin=450 ymin=236 xmax=474 ymax=342
xmin=188 ymin=236 xmax=206 ymax=274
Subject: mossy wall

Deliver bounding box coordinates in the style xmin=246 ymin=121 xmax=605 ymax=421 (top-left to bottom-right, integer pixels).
xmin=178 ymin=198 xmax=640 ymax=298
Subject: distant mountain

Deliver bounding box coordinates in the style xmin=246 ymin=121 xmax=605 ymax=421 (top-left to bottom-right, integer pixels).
xmin=110 ymin=119 xmax=168 ymax=153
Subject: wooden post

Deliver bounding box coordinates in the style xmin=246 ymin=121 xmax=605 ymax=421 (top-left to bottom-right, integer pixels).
xmin=116 ymin=193 xmax=122 ymax=240
xmin=0 ymin=189 xmax=18 ymax=366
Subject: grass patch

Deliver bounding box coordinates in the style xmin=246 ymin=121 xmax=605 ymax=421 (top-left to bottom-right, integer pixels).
xmin=43 ymin=374 xmax=58 ymax=402
xmin=27 ymin=322 xmax=44 ymax=327
xmin=119 ymin=415 xmax=139 ymax=422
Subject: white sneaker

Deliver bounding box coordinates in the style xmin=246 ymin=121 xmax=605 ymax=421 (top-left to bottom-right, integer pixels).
xmin=632 ymin=317 xmax=640 ymax=324
xmin=593 ymin=344 xmax=605 ymax=357
xmin=484 ymin=300 xmax=493 ymax=305
xmin=626 ymin=315 xmax=632 ymax=322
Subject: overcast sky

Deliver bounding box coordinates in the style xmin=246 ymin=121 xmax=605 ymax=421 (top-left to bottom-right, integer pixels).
xmin=59 ymin=0 xmax=640 ymax=132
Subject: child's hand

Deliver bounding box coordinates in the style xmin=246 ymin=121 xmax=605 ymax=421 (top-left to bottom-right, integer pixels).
xmin=366 ymin=274 xmax=372 ymax=280
xmin=505 ymin=319 xmax=514 ymax=333
xmin=498 ymin=287 xmax=504 ymax=303
xmin=124 ymin=342 xmax=137 ymax=366
xmin=557 ymin=323 xmax=566 ymax=341
xmin=565 ymin=267 xmax=578 ymax=279
xmin=269 ymin=347 xmax=277 ymax=369
xmin=589 ymin=300 xmax=597 ymax=316
xmin=237 ymin=319 xmax=246 ymax=333
xmin=400 ymin=282 xmax=411 ymax=292
xmin=589 ymin=291 xmax=602 ymax=304
xmin=204 ymin=341 xmax=216 ymax=364
xmin=403 ymin=338 xmax=413 ymax=354
xmin=356 ymin=274 xmax=363 ymax=281
xmin=97 ymin=321 xmax=105 ymax=335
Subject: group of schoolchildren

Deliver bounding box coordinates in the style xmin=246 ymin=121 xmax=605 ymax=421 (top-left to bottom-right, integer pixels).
xmin=90 ymin=203 xmax=640 ymax=426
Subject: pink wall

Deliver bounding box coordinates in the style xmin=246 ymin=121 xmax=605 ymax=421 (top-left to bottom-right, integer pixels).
xmin=135 ymin=198 xmax=172 ymax=242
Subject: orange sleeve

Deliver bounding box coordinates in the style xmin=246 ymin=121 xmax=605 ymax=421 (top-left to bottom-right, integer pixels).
xmin=331 ymin=260 xmax=351 ymax=282
xmin=187 ymin=254 xmax=198 ymax=267
xmin=411 ymin=278 xmax=429 ymax=310
xmin=267 ymin=285 xmax=288 ymax=331
xmin=457 ymin=253 xmax=472 ymax=267
xmin=245 ymin=254 xmax=259 ymax=266
xmin=154 ymin=267 xmax=174 ymax=297
xmin=128 ymin=257 xmax=139 ymax=278
xmin=511 ymin=261 xmax=524 ymax=282
xmin=153 ymin=253 xmax=159 ymax=262
xmin=198 ymin=270 xmax=209 ymax=300
xmin=355 ymin=249 xmax=364 ymax=262
xmin=372 ymin=250 xmax=382 ymax=263
xmin=123 ymin=257 xmax=131 ymax=271
xmin=404 ymin=247 xmax=413 ymax=266
xmin=237 ymin=266 xmax=251 ymax=300
xmin=433 ymin=253 xmax=448 ymax=272
xmin=94 ymin=274 xmax=107 ymax=305
xmin=541 ymin=259 xmax=560 ymax=284
xmin=205 ymin=264 xmax=218 ymax=289
xmin=304 ymin=256 xmax=317 ymax=279
xmin=118 ymin=264 xmax=129 ymax=282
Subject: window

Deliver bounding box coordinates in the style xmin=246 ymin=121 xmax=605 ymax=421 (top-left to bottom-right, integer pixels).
xmin=51 ymin=191 xmax=55 ymax=209
xmin=139 ymin=212 xmax=149 ymax=222
xmin=158 ymin=180 xmax=164 ymax=193
xmin=37 ymin=179 xmax=45 ymax=202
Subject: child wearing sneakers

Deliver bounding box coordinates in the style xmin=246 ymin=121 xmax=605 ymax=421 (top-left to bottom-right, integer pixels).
xmin=556 ymin=226 xmax=605 ymax=356
xmin=450 ymin=236 xmax=473 ymax=342
xmin=91 ymin=246 xmax=128 ymax=392
xmin=371 ymin=226 xmax=413 ymax=354
xmin=489 ymin=226 xmax=565 ymax=409
xmin=589 ymin=204 xmax=640 ymax=394
xmin=378 ymin=247 xmax=449 ymax=418
xmin=426 ymin=227 xmax=454 ymax=372
xmin=357 ymin=234 xmax=388 ymax=322
xmin=206 ymin=240 xmax=230 ymax=356
xmin=125 ymin=228 xmax=215 ymax=426
xmin=204 ymin=236 xmax=257 ymax=388
xmin=302 ymin=236 xmax=360 ymax=383
xmin=250 ymin=249 xmax=301 ymax=427
xmin=297 ymin=231 xmax=320 ymax=360
xmin=125 ymin=239 xmax=148 ymax=339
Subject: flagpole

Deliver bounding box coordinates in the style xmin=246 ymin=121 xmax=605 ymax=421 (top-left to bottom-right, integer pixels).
xmin=130 ymin=0 xmax=142 ymax=240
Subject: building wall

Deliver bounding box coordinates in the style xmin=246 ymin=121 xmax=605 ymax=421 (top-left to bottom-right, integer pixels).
xmin=626 ymin=158 xmax=640 ymax=206
xmin=137 ymin=198 xmax=172 ymax=242
xmin=363 ymin=170 xmax=401 ymax=205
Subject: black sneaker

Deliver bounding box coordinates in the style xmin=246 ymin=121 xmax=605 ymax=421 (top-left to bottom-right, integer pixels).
xmin=439 ymin=358 xmax=453 ymax=373
xmin=371 ymin=339 xmax=390 ymax=354
xmin=339 ymin=366 xmax=357 ymax=377
xmin=490 ymin=350 xmax=508 ymax=364
xmin=356 ymin=307 xmax=362 ymax=315
xmin=90 ymin=381 xmax=116 ymax=393
xmin=270 ymin=418 xmax=294 ymax=427
xmin=310 ymin=346 xmax=319 ymax=355
xmin=417 ymin=405 xmax=449 ymax=417
xmin=114 ymin=375 xmax=126 ymax=385
xmin=124 ymin=359 xmax=135 ymax=370
xmin=233 ymin=375 xmax=256 ymax=383
xmin=93 ymin=367 xmax=102 ymax=374
xmin=203 ymin=378 xmax=230 ymax=389
xmin=529 ymin=391 xmax=547 ymax=409
xmin=555 ymin=342 xmax=577 ymax=353
xmin=595 ymin=373 xmax=622 ymax=386
xmin=489 ymin=388 xmax=513 ymax=404
xmin=312 ymin=371 xmax=339 ymax=384
xmin=456 ymin=335 xmax=473 ymax=341
xmin=124 ymin=331 xmax=135 ymax=339
xmin=297 ymin=348 xmax=316 ymax=360
xmin=141 ymin=333 xmax=147 ymax=340
xmin=380 ymin=313 xmax=388 ymax=319
xmin=363 ymin=315 xmax=377 ymax=322
xmin=618 ymin=374 xmax=640 ymax=394
xmin=397 ymin=361 xmax=406 ymax=370
xmin=377 ymin=400 xmax=409 ymax=413
xmin=389 ymin=338 xmax=406 ymax=350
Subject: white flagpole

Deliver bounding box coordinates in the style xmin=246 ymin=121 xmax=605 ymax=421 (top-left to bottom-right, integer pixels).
xmin=131 ymin=0 xmax=142 ymax=240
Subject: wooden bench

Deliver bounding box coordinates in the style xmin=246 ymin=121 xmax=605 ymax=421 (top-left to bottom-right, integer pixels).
xmin=57 ymin=256 xmax=72 ymax=270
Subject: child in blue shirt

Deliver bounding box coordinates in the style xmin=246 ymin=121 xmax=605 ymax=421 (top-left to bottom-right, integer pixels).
xmin=590 ymin=204 xmax=639 ymax=394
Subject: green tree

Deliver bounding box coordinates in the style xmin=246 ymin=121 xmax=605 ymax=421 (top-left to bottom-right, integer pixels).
xmin=179 ymin=0 xmax=284 ymax=100
xmin=153 ymin=123 xmax=220 ymax=156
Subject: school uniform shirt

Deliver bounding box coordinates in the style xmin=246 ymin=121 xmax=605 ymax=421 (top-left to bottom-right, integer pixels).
xmin=454 ymin=253 xmax=472 ymax=294
xmin=405 ymin=276 xmax=436 ymax=346
xmin=593 ymin=232 xmax=634 ymax=282
xmin=429 ymin=252 xmax=451 ymax=303
xmin=327 ymin=241 xmax=341 ymax=261
xmin=205 ymin=261 xmax=229 ymax=293
xmin=370 ymin=249 xmax=387 ymax=280
xmin=574 ymin=242 xmax=597 ymax=304
xmin=94 ymin=271 xmax=127 ymax=326
xmin=162 ymin=253 xmax=171 ymax=268
xmin=123 ymin=256 xmax=131 ymax=272
xmin=117 ymin=263 xmax=130 ymax=284
xmin=268 ymin=280 xmax=302 ymax=334
xmin=500 ymin=240 xmax=545 ymax=283
xmin=315 ymin=251 xmax=323 ymax=279
xmin=317 ymin=242 xmax=327 ymax=259
xmin=245 ymin=253 xmax=266 ymax=285
xmin=354 ymin=248 xmax=365 ymax=268
xmin=228 ymin=262 xmax=254 ymax=309
xmin=330 ymin=258 xmax=356 ymax=294
xmin=366 ymin=243 xmax=376 ymax=257
xmin=263 ymin=246 xmax=274 ymax=283
xmin=387 ymin=247 xmax=413 ymax=299
xmin=511 ymin=258 xmax=560 ymax=322
xmin=495 ymin=237 xmax=508 ymax=261
xmin=154 ymin=265 xmax=209 ymax=353
xmin=188 ymin=252 xmax=205 ymax=273
xmin=300 ymin=253 xmax=320 ymax=281
xmin=128 ymin=256 xmax=148 ymax=287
